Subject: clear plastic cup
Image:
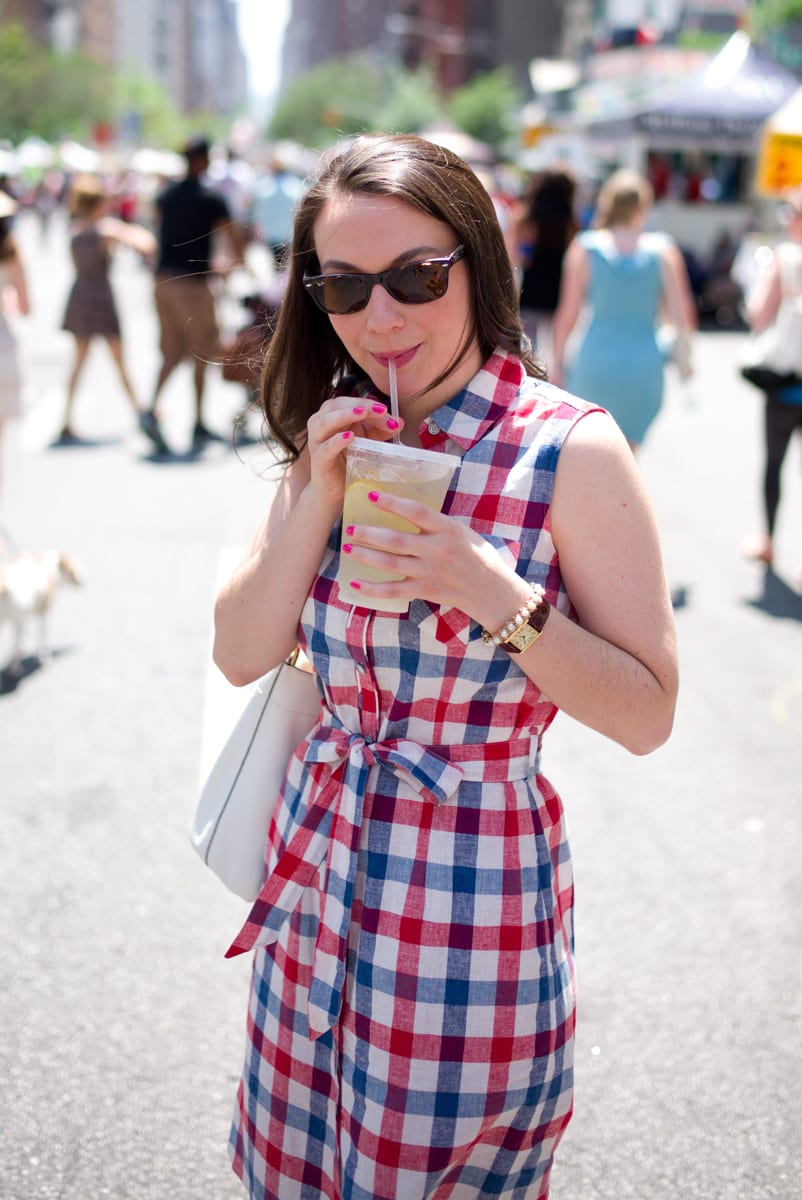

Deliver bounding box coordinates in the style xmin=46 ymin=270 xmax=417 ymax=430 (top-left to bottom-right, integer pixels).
xmin=338 ymin=436 xmax=461 ymax=613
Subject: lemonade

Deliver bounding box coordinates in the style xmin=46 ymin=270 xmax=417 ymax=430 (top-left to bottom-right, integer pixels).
xmin=336 ymin=436 xmax=460 ymax=612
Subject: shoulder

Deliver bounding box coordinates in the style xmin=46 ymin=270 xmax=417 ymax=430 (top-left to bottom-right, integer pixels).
xmin=511 ymin=378 xmax=604 ymax=451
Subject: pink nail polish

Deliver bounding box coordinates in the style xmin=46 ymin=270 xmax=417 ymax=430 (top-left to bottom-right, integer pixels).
xmin=341 ymin=430 xmax=353 ymax=440
xmin=350 ymin=580 xmax=362 ymax=590
xmin=342 ymin=543 xmax=353 ymax=554
xmin=386 ymin=417 xmax=400 ymax=430
xmin=352 ymin=406 xmax=365 ymax=415
xmin=371 ymin=403 xmax=386 ymax=414
xmin=345 ymin=525 xmax=355 ymax=536
xmin=368 ymin=491 xmax=380 ymax=502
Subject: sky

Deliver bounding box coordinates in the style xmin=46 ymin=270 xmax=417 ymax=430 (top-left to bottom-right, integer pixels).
xmin=237 ymin=0 xmax=291 ymax=112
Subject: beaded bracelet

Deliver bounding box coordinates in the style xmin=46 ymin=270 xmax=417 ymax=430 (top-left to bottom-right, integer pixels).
xmin=481 ymin=585 xmax=550 ymax=655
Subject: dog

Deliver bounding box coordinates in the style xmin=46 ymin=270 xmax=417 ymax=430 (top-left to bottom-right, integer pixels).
xmin=0 ymin=550 xmax=86 ymax=671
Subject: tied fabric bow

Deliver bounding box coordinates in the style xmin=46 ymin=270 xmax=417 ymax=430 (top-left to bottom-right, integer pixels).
xmin=225 ymin=722 xmax=464 ymax=1039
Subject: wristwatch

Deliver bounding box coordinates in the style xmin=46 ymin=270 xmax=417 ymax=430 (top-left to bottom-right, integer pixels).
xmin=500 ymin=601 xmax=550 ymax=654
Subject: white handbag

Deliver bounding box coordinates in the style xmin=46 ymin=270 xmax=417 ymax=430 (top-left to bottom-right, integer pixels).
xmin=190 ymin=648 xmax=320 ymax=901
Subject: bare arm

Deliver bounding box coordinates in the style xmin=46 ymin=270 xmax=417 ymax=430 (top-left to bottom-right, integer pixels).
xmin=99 ymin=215 xmax=157 ymax=259
xmin=660 ymin=241 xmax=697 ymax=332
xmin=746 ymin=255 xmax=781 ymax=332
xmin=6 ymin=250 xmax=30 ymax=316
xmin=342 ymin=410 xmax=677 ymax=755
xmin=212 ymin=453 xmax=338 ymax=685
xmin=550 ymin=239 xmax=588 ymax=386
xmin=213 ymin=397 xmax=401 ymax=685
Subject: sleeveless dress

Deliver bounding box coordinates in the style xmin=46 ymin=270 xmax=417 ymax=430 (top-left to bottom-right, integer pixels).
xmin=226 ymin=350 xmax=601 ymax=1200
xmin=0 ymin=261 xmax=22 ymax=419
xmin=566 ymin=229 xmax=669 ymax=445
xmin=62 ymin=225 xmax=121 ymax=338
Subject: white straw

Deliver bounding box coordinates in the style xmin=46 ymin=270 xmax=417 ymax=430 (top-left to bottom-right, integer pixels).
xmin=388 ymin=359 xmax=401 ymax=444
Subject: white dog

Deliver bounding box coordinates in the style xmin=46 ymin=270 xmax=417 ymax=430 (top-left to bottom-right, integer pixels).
xmin=0 ymin=550 xmax=86 ymax=670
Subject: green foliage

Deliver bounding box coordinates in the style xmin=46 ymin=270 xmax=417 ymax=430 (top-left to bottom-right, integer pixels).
xmin=375 ymin=66 xmax=443 ymax=134
xmin=268 ymin=54 xmax=386 ymax=146
xmin=267 ymin=57 xmax=525 ymax=153
xmin=112 ymin=70 xmax=198 ymax=149
xmin=751 ymin=0 xmax=802 ymax=34
xmin=0 ymin=20 xmax=199 ymax=148
xmin=446 ymin=68 xmax=523 ymax=153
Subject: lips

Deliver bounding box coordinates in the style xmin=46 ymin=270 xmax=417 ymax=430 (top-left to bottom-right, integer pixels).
xmin=373 ymin=345 xmax=419 ymax=369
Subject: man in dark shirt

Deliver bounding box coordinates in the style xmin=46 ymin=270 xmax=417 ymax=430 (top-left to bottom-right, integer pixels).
xmin=140 ymin=136 xmax=244 ymax=454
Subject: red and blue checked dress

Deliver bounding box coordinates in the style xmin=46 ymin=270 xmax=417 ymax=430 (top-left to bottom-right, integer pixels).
xmin=226 ymin=350 xmax=601 ymax=1199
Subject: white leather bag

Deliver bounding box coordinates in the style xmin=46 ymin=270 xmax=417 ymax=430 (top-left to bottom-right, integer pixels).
xmin=191 ymin=649 xmax=320 ymax=901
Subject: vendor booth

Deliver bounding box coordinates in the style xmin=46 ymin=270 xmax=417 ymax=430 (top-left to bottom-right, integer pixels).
xmin=575 ymin=32 xmax=801 ymax=255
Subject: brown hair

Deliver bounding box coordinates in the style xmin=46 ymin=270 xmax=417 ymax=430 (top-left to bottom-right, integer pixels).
xmin=261 ymin=133 xmax=542 ymax=459
xmin=595 ymin=169 xmax=653 ymax=229
xmin=68 ymin=174 xmax=107 ymax=219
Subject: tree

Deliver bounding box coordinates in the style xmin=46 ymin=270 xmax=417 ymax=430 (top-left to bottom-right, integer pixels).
xmin=446 ymin=69 xmax=523 ymax=155
xmin=268 ymin=55 xmax=385 ymax=146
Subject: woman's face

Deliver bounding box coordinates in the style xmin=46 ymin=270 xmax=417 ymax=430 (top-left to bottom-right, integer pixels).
xmin=312 ymin=192 xmax=482 ymax=422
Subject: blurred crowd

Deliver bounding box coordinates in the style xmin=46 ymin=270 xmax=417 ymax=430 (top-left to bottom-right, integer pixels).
xmin=1 ymin=132 xmax=800 ymax=588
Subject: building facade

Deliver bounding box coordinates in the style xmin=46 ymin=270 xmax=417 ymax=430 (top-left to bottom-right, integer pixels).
xmin=0 ymin=0 xmax=247 ymax=121
xmin=280 ymin=0 xmax=584 ymax=95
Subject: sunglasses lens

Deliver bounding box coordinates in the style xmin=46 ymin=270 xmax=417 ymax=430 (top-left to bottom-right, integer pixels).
xmin=313 ymin=276 xmax=368 ymax=314
xmin=388 ymin=262 xmax=448 ymax=304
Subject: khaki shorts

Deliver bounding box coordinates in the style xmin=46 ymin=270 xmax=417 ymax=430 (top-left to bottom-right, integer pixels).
xmin=154 ymin=273 xmax=220 ymax=364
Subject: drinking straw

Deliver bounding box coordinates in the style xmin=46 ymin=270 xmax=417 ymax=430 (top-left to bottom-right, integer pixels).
xmin=388 ymin=359 xmax=401 ymax=444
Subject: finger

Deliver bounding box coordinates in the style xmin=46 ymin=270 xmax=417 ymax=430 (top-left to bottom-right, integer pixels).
xmin=361 ymin=489 xmax=443 ymax=533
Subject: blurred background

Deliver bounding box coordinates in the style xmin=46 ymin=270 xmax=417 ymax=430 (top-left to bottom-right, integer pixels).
xmin=1 ymin=3 xmax=800 ymax=1200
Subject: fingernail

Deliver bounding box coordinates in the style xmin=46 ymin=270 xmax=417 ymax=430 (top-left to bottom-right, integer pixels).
xmin=386 ymin=417 xmax=400 ymax=430
xmin=342 ymin=543 xmax=353 ymax=554
xmin=368 ymin=491 xmax=380 ymax=502
xmin=352 ymin=406 xmax=365 ymax=415
xmin=350 ymin=580 xmax=362 ymax=590
xmin=371 ymin=403 xmax=386 ymax=414
xmin=345 ymin=525 xmax=354 ymax=535
xmin=341 ymin=430 xmax=353 ymax=440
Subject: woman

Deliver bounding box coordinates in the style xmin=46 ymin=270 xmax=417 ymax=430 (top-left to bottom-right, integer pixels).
xmin=551 ymin=168 xmax=695 ymax=451
xmin=741 ymin=187 xmax=802 ymax=570
xmin=214 ymin=135 xmax=678 ymax=1200
xmin=59 ymin=175 xmax=156 ymax=443
xmin=0 ymin=192 xmax=30 ymax=498
xmin=513 ymin=168 xmax=578 ymax=367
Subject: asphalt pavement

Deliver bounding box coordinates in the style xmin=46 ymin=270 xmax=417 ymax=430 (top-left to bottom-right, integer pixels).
xmin=1 ymin=210 xmax=800 ymax=1200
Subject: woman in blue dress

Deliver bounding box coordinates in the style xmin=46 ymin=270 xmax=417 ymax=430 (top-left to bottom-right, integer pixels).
xmin=551 ymin=169 xmax=695 ymax=451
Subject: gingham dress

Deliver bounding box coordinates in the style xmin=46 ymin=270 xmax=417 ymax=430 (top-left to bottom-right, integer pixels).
xmin=227 ymin=350 xmax=601 ymax=1200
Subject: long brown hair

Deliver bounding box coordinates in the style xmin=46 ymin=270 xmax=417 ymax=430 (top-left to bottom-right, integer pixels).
xmin=261 ymin=133 xmax=542 ymax=459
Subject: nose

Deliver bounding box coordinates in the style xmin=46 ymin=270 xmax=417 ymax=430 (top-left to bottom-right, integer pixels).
xmin=363 ymin=281 xmax=404 ymax=332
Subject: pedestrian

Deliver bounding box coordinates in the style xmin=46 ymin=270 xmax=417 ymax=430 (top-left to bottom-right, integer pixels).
xmin=141 ymin=137 xmax=245 ymax=455
xmin=212 ymin=133 xmax=678 ymax=1200
xmin=251 ymin=155 xmax=303 ymax=271
xmin=551 ymin=167 xmax=696 ymax=452
xmin=512 ymin=167 xmax=579 ymax=367
xmin=0 ymin=192 xmax=29 ymax=500
xmin=740 ymin=187 xmax=802 ymax=574
xmin=58 ymin=174 xmax=157 ymax=444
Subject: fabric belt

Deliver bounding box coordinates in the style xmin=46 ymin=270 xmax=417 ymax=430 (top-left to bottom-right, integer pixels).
xmin=226 ymin=718 xmax=540 ymax=1040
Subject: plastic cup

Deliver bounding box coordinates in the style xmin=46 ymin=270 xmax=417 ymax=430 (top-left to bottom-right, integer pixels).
xmin=338 ymin=436 xmax=461 ymax=613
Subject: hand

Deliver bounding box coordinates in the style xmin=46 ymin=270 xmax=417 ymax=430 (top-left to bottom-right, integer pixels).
xmin=305 ymin=397 xmax=403 ymax=512
xmin=341 ymin=490 xmax=519 ymax=622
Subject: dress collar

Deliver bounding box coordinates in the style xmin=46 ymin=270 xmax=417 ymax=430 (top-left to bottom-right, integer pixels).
xmin=417 ymin=349 xmax=526 ymax=452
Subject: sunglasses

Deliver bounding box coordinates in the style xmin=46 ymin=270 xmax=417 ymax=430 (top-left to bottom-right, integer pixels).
xmin=303 ymin=245 xmax=465 ymax=315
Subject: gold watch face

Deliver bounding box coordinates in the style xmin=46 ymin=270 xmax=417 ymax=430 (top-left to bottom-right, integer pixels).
xmin=507 ymin=623 xmax=539 ymax=653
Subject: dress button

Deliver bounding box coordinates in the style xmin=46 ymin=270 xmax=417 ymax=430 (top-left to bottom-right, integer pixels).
xmin=427 ymin=421 xmax=440 ymax=434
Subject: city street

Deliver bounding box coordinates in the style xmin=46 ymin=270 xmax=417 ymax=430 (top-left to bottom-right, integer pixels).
xmin=1 ymin=210 xmax=800 ymax=1200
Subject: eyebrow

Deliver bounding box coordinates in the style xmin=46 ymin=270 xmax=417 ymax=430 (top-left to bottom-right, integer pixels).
xmin=317 ymin=245 xmax=449 ymax=272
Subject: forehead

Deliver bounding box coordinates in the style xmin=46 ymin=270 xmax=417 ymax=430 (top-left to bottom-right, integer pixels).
xmin=313 ymin=192 xmax=455 ymax=267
